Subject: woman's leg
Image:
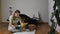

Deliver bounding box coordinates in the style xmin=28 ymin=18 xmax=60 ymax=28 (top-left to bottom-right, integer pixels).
xmin=8 ymin=26 xmax=19 ymax=32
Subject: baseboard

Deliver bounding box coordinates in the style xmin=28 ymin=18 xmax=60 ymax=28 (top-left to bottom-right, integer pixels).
xmin=55 ymin=31 xmax=60 ymax=34
xmin=39 ymin=21 xmax=48 ymax=24
xmin=0 ymin=22 xmax=9 ymax=24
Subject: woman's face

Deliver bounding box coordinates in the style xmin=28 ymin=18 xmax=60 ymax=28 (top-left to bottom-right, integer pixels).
xmin=15 ymin=13 xmax=20 ymax=18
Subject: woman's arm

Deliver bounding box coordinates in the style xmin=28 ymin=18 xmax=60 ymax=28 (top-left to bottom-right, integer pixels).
xmin=9 ymin=21 xmax=15 ymax=28
xmin=9 ymin=16 xmax=15 ymax=28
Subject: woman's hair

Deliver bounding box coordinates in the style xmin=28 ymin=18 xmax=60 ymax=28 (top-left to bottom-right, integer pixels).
xmin=13 ymin=10 xmax=20 ymax=20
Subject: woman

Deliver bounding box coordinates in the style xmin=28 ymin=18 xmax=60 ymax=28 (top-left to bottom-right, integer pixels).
xmin=8 ymin=10 xmax=36 ymax=32
xmin=8 ymin=10 xmax=22 ymax=32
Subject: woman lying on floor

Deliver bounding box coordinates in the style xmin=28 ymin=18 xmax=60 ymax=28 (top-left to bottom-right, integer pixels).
xmin=8 ymin=10 xmax=36 ymax=32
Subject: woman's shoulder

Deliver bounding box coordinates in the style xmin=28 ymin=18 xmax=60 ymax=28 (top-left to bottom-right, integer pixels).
xmin=9 ymin=15 xmax=13 ymax=18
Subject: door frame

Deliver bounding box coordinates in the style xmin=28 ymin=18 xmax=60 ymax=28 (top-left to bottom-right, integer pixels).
xmin=0 ymin=0 xmax=2 ymax=22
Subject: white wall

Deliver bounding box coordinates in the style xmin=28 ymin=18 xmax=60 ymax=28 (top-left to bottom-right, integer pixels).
xmin=1 ymin=0 xmax=48 ymax=23
xmin=48 ymin=0 xmax=54 ymax=26
xmin=10 ymin=0 xmax=37 ymax=18
xmin=1 ymin=0 xmax=10 ymax=22
xmin=48 ymin=0 xmax=60 ymax=33
xmin=36 ymin=0 xmax=48 ymax=22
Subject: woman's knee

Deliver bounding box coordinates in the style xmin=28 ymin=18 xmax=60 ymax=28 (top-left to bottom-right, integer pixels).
xmin=8 ymin=26 xmax=14 ymax=31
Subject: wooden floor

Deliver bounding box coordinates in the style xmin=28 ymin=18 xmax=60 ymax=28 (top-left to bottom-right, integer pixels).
xmin=0 ymin=23 xmax=60 ymax=34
